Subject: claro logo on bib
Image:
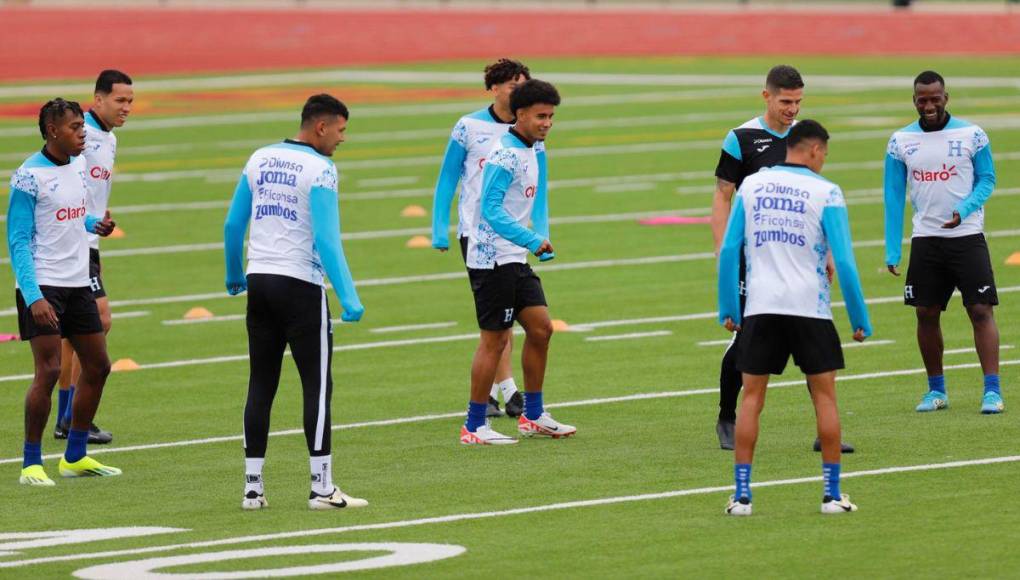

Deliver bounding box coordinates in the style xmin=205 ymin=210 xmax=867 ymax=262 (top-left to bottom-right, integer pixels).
xmin=56 ymin=204 xmax=87 ymax=221
xmin=912 ymin=164 xmax=958 ymax=182
xmin=90 ymin=166 xmax=112 ymax=181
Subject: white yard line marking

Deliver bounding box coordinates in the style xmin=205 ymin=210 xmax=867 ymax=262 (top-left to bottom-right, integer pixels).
xmin=1 ymin=358 xmax=1017 ymax=468
xmin=357 ymin=176 xmax=420 ymax=188
xmin=370 ymin=321 xmax=458 ymax=334
xmin=944 ymin=344 xmax=1014 ymax=355
xmin=161 ymin=314 xmax=245 ymax=326
xmin=594 ymin=182 xmax=656 ymax=194
xmin=841 ymin=339 xmax=896 ymax=349
xmin=2 ymin=452 xmax=1018 ymax=569
xmin=584 ymin=330 xmax=673 ymax=342
xmin=110 ymin=310 xmax=150 ymax=320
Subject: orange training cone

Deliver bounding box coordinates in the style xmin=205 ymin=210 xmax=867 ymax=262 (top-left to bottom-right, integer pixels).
xmin=551 ymin=319 xmax=571 ymax=332
xmin=111 ymin=358 xmax=140 ymax=372
xmin=184 ymin=307 xmax=214 ymax=319
xmin=400 ymin=205 xmax=427 ymax=218
xmin=406 ymin=235 xmax=431 ymax=248
xmin=108 ymin=227 xmax=126 ymax=239
xmin=1006 ymin=252 xmax=1020 ymax=266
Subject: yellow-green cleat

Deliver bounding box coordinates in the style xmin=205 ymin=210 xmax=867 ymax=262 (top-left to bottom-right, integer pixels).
xmin=19 ymin=464 xmax=55 ymax=486
xmin=59 ymin=456 xmax=122 ymax=478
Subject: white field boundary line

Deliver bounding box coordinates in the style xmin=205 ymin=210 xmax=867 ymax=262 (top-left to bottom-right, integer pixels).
xmin=3 ymin=286 xmax=1018 ymax=384
xmin=697 ymin=338 xmax=896 ymax=349
xmin=1 ymin=357 xmax=1017 ymax=470
xmin=2 ymin=460 xmax=1020 ymax=571
xmin=584 ymin=330 xmax=672 ymax=342
xmin=3 ymin=230 xmax=1019 ymax=318
xmin=4 ymin=70 xmax=1020 ymax=99
xmin=945 ymin=344 xmax=1014 ymax=355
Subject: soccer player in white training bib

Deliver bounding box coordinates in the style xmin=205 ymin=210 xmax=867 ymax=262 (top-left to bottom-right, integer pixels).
xmin=432 ymin=58 xmax=533 ymax=419
xmin=55 ymin=70 xmax=133 ymax=445
xmin=459 ymin=79 xmax=575 ymax=445
xmin=8 ymin=99 xmax=120 ymax=486
xmin=884 ymin=70 xmax=1003 ymax=415
xmin=224 ymin=94 xmax=367 ymax=510
xmin=718 ymin=120 xmax=872 ymax=515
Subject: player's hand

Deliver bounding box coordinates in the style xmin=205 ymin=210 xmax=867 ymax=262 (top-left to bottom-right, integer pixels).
xmin=226 ymin=282 xmax=247 ymax=295
xmin=535 ymin=240 xmax=554 ymax=257
xmin=341 ymin=301 xmax=364 ymax=323
xmin=853 ymin=328 xmax=867 ymax=342
xmin=826 ymin=253 xmax=835 ymax=283
xmin=94 ymin=210 xmax=116 ymax=237
xmin=887 ymin=265 xmax=901 ymax=276
xmin=941 ymin=211 xmax=962 ymax=229
xmin=30 ymin=299 xmax=59 ymax=329
xmin=723 ymin=317 xmax=741 ymax=333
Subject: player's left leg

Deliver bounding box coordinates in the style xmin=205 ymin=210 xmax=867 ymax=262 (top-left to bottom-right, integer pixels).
xmin=955 ymin=234 xmax=1002 ymax=413
xmin=59 ymin=330 xmax=119 ymax=477
xmin=806 ymin=371 xmax=856 ymax=514
xmin=728 ymin=373 xmax=767 ymax=516
xmin=966 ymin=304 xmax=1003 ymax=413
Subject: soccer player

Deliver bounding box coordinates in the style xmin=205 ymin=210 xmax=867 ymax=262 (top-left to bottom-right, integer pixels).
xmin=432 ymin=58 xmax=531 ymax=418
xmin=55 ymin=69 xmax=134 ymax=445
xmin=711 ymin=65 xmax=849 ymax=454
xmin=884 ymin=71 xmax=1002 ymax=414
xmin=717 ymin=120 xmax=871 ymax=515
xmin=459 ymin=79 xmax=574 ymax=445
xmin=224 ymin=94 xmax=367 ymax=510
xmin=8 ymin=98 xmax=120 ymax=486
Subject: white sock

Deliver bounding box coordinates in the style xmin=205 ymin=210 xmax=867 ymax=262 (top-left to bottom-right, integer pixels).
xmin=310 ymin=455 xmax=333 ymax=496
xmin=245 ymin=458 xmax=264 ymax=494
xmin=497 ymin=377 xmax=519 ymax=401
xmin=489 ymin=383 xmax=500 ymax=400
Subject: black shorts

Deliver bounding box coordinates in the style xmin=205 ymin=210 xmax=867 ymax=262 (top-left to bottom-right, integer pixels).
xmin=16 ymin=286 xmax=103 ymax=341
xmin=246 ymin=273 xmax=331 ymax=341
xmin=467 ymin=262 xmax=547 ymax=330
xmin=88 ymin=248 xmax=106 ymax=299
xmin=905 ymin=234 xmax=998 ymax=310
xmin=459 ymin=236 xmax=469 ymax=265
xmin=736 ymin=314 xmax=844 ymax=375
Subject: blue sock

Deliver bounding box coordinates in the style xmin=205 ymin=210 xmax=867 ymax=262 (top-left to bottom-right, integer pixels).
xmin=524 ymin=391 xmax=544 ymax=421
xmin=464 ymin=401 xmax=488 ymax=432
xmin=63 ymin=385 xmax=75 ymax=423
xmin=65 ymin=429 xmax=88 ymax=463
xmin=984 ymin=374 xmax=1001 ymax=396
xmin=928 ymin=375 xmax=946 ymax=395
xmin=23 ymin=442 xmax=42 ymax=469
xmin=735 ymin=463 xmax=752 ymax=502
xmin=823 ymin=463 xmax=842 ymax=499
xmin=57 ymin=389 xmax=70 ymax=422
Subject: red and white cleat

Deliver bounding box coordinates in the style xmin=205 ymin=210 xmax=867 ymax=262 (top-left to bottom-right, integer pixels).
xmin=460 ymin=424 xmax=518 ymax=445
xmin=517 ymin=412 xmax=577 ymax=439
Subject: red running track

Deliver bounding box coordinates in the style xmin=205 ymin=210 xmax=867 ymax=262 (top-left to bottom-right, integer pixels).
xmin=0 ymin=7 xmax=1018 ymax=81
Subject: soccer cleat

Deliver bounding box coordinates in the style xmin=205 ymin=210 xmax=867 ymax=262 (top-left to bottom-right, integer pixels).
xmin=518 ymin=412 xmax=577 ymax=439
xmin=812 ymin=438 xmax=856 ymax=454
xmin=916 ymin=390 xmax=949 ymax=412
xmin=19 ymin=465 xmax=55 ymax=487
xmin=981 ymin=391 xmax=1005 ymax=414
xmin=821 ymin=494 xmax=858 ymax=514
xmin=725 ymin=495 xmax=752 ymax=516
xmin=54 ymin=419 xmax=113 ymax=444
xmin=460 ymin=424 xmax=518 ymax=445
xmin=241 ymin=490 xmax=268 ymax=510
xmin=716 ymin=419 xmax=735 ymax=450
xmin=308 ymin=486 xmax=369 ymax=510
xmin=486 ymin=396 xmax=505 ymax=418
xmin=58 ymin=455 xmax=122 ymax=477
xmin=504 ymin=391 xmax=524 ymax=418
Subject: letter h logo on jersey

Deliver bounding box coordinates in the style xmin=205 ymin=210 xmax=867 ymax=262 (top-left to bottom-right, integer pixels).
xmin=947 ymin=140 xmax=964 ymax=158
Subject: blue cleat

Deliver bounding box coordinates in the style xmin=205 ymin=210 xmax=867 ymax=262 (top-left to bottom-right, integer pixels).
xmin=980 ymin=391 xmax=1005 ymax=414
xmin=916 ymin=390 xmax=949 ymax=412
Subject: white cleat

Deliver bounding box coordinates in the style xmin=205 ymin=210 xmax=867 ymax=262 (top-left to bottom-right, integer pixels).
xmin=241 ymin=490 xmax=267 ymax=510
xmin=517 ymin=412 xmax=577 ymax=439
xmin=821 ymin=494 xmax=858 ymax=514
xmin=725 ymin=495 xmax=752 ymax=516
xmin=460 ymin=424 xmax=518 ymax=445
xmin=308 ymin=486 xmax=369 ymax=510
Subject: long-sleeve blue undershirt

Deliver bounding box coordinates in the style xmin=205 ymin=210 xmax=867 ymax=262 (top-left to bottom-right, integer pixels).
xmin=883 ymin=153 xmax=908 ymax=267
xmin=717 ymin=195 xmax=745 ymax=326
xmin=309 ymin=186 xmax=362 ymax=319
xmin=822 ymin=205 xmax=872 ymax=337
xmin=956 ymin=144 xmax=996 ymax=220
xmin=431 ymin=139 xmax=467 ymax=250
xmin=6 ymin=188 xmax=42 ymax=306
xmin=480 ymin=163 xmax=544 ymax=254
xmin=223 ymin=173 xmax=252 ymax=294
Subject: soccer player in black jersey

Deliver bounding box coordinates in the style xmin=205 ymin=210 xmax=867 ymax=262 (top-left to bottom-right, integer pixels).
xmin=710 ymin=65 xmax=850 ymax=454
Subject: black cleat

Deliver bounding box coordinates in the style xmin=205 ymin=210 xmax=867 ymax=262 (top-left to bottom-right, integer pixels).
xmin=54 ymin=418 xmax=113 ymax=444
xmin=716 ymin=419 xmax=735 ymax=450
xmin=486 ymin=396 xmax=505 ymax=418
xmin=504 ymin=392 xmax=524 ymax=418
xmin=813 ymin=438 xmax=855 ymax=453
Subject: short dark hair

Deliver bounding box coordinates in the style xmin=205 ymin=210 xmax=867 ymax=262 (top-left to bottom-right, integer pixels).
xmin=787 ymin=119 xmax=829 ymax=149
xmin=484 ymin=58 xmax=531 ymax=90
xmin=914 ymin=70 xmax=945 ymax=89
xmin=38 ymin=98 xmax=83 ymax=139
xmin=509 ymin=79 xmax=560 ymax=115
xmin=301 ymin=93 xmax=349 ymax=126
xmin=95 ymin=69 xmax=132 ymax=95
xmin=765 ymin=65 xmax=804 ymax=92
